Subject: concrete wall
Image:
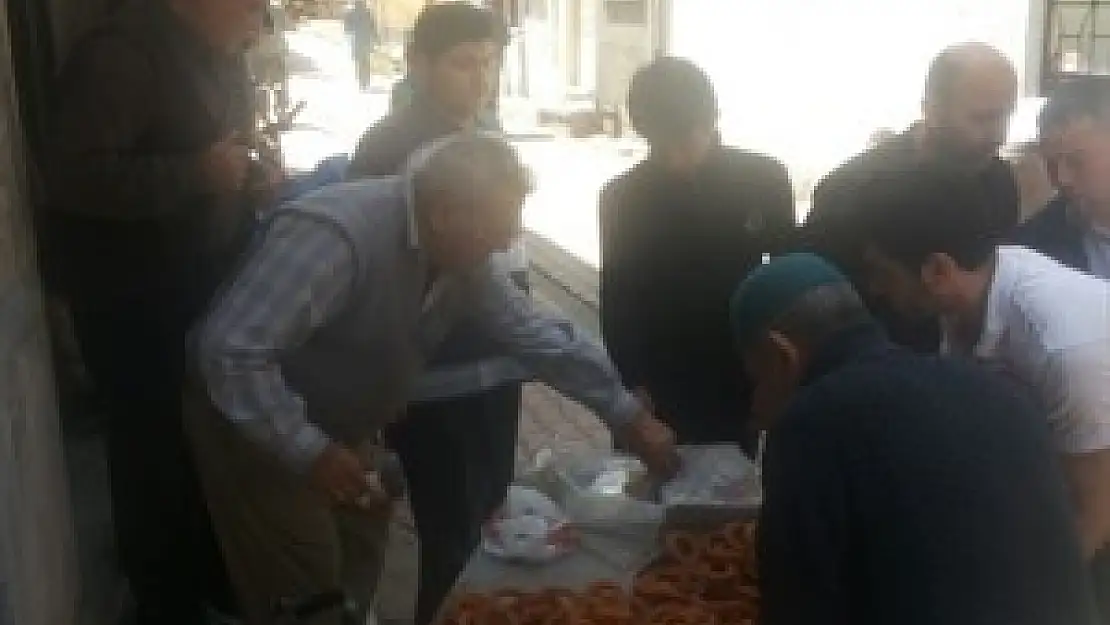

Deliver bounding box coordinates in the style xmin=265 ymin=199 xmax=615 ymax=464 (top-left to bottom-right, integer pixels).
xmin=0 ymin=0 xmax=79 ymax=622
xmin=596 ymin=0 xmax=659 ymax=110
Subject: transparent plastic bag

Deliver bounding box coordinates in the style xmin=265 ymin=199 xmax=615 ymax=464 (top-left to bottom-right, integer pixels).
xmin=481 ymin=486 xmax=577 ymax=564
xmin=523 ymin=445 xmax=664 ymax=526
xmin=660 ymin=445 xmax=762 ymax=508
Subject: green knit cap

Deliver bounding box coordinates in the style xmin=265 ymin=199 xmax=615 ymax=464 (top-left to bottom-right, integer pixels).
xmin=729 ymin=253 xmax=850 ymax=352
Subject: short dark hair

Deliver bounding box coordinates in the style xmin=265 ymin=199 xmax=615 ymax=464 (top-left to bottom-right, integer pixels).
xmin=1038 ymin=78 xmax=1110 ymax=135
xmin=627 ymin=56 xmax=717 ymax=147
xmin=409 ymin=3 xmax=509 ymax=60
xmin=860 ymin=166 xmax=1001 ymax=272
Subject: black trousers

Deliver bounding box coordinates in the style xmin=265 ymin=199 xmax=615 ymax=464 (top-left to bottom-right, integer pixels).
xmin=68 ymin=300 xmax=235 ymax=625
xmin=387 ymin=385 xmax=522 ymax=625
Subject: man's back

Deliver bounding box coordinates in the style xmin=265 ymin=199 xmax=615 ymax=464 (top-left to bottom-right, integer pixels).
xmin=760 ymin=326 xmax=1096 ymax=625
xmin=47 ymin=0 xmax=254 ymax=310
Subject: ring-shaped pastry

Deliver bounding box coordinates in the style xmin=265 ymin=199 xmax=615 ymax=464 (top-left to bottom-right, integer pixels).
xmin=664 ymin=531 xmax=705 ymax=564
xmin=704 ymin=532 xmax=746 ymax=564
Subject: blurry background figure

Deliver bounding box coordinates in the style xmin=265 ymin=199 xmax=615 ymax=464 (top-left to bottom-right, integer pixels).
xmin=344 ymin=0 xmax=378 ymax=89
xmin=44 ymin=0 xmax=270 ymax=623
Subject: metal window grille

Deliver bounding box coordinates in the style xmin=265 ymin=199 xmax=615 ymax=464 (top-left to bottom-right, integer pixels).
xmin=1043 ymin=0 xmax=1110 ymax=91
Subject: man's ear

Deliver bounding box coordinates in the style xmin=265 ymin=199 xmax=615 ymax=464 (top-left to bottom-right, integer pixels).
xmin=766 ymin=331 xmax=801 ymax=378
xmin=920 ymin=252 xmax=956 ymax=291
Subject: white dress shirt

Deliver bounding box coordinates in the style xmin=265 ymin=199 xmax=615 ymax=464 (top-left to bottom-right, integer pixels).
xmin=947 ymin=246 xmax=1110 ymax=454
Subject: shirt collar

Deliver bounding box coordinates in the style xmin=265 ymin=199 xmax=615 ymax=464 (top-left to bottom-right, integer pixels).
xmin=972 ymin=251 xmax=1012 ymax=359
xmin=800 ymin=323 xmax=892 ymax=386
xmin=398 ymin=129 xmax=506 ymax=249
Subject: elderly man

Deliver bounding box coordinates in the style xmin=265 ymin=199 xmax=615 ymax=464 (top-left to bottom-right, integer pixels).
xmin=188 ymin=133 xmax=678 ymax=625
xmin=1016 ymin=79 xmax=1110 ymax=279
xmin=730 ymin=253 xmax=1095 ymax=625
xmin=804 ymin=42 xmax=1019 ymax=351
xmin=45 ymin=0 xmax=267 ymax=622
xmin=347 ymin=6 xmax=518 ymax=622
xmin=861 ymin=166 xmax=1110 ymax=622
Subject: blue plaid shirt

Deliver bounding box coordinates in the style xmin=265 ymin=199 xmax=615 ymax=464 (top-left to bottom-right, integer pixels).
xmin=198 ymin=176 xmax=639 ymax=470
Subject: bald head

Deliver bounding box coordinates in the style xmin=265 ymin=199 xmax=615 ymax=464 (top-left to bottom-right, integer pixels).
xmin=921 ymin=43 xmax=1018 ymax=165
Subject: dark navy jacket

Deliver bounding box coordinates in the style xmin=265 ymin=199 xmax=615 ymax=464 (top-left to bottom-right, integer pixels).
xmin=760 ymin=324 xmax=1097 ymax=625
xmin=1012 ymin=194 xmax=1089 ymax=272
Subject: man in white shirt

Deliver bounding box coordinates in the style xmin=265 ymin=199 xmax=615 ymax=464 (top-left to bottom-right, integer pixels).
xmin=858 ymin=166 xmax=1110 ymax=617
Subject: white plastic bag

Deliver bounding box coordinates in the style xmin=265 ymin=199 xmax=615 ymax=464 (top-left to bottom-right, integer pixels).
xmin=661 ymin=445 xmax=762 ymax=507
xmin=525 ymin=446 xmax=663 ymax=526
xmin=481 ymin=486 xmax=577 ymax=563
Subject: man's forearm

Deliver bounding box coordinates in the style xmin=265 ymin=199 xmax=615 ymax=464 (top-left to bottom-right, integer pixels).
xmin=1062 ymin=450 xmax=1110 ymax=560
xmin=199 ymin=360 xmax=332 ymax=473
xmin=509 ymin=316 xmax=641 ymax=429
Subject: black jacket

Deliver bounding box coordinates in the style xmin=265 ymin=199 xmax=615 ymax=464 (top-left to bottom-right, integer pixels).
xmin=803 ymin=127 xmax=1019 ymax=352
xmin=598 ymin=146 xmax=794 ymax=445
xmin=46 ymin=0 xmax=255 ymax=323
xmin=760 ymin=324 xmax=1097 ymax=625
xmin=1012 ymin=195 xmax=1090 ymax=272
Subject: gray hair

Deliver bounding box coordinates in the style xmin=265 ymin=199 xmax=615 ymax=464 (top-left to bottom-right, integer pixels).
xmin=401 ymin=131 xmax=533 ymax=211
xmin=768 ymin=283 xmax=874 ymax=349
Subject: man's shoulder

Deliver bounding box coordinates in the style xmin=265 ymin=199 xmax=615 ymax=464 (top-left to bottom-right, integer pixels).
xmin=600 ymin=159 xmax=650 ymax=205
xmin=348 ymin=112 xmax=426 ymax=179
xmin=279 ymin=178 xmax=405 ymax=233
xmin=1012 ymin=196 xmax=1073 ymax=247
xmin=793 ymin=350 xmax=1039 ymax=431
xmin=815 ymin=141 xmax=904 ymax=194
xmin=714 ymin=146 xmax=788 ymax=178
xmin=997 ymin=247 xmax=1110 ymax=349
xmin=59 ymin=5 xmax=156 ymax=76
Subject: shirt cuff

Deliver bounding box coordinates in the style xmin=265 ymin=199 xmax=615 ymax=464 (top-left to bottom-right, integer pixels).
xmin=280 ymin=421 xmax=333 ymax=475
xmin=599 ymin=387 xmax=642 ymax=430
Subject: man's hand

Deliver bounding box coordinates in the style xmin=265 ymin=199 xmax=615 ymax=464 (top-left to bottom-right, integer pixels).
xmin=198 ymin=133 xmax=251 ymax=194
xmin=633 ymin=387 xmax=655 ymax=414
xmin=310 ymin=443 xmax=386 ymax=508
xmin=615 ymin=410 xmax=680 ymax=479
xmin=246 ymin=157 xmax=287 ymax=211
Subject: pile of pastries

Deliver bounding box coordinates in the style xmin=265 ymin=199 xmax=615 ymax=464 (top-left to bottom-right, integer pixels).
xmin=439 ymin=520 xmax=759 ymax=625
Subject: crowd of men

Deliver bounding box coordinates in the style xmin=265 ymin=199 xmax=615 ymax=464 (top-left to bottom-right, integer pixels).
xmin=39 ymin=0 xmax=1110 ymax=624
